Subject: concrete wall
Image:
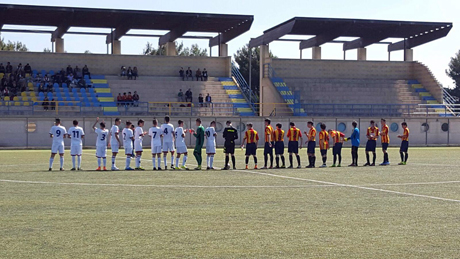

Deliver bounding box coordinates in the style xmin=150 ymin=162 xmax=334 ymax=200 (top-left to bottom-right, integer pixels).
xmin=0 ymin=51 xmax=231 ymax=77
xmin=1 ymin=116 xmax=459 ymax=148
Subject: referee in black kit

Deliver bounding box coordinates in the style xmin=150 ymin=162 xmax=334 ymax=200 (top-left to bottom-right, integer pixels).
xmin=222 ymin=120 xmax=238 ymax=170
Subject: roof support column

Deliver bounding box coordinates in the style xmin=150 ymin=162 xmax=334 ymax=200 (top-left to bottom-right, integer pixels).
xmin=357 ymin=48 xmax=367 ymax=61
xmin=165 ymin=42 xmax=177 ymax=56
xmin=260 ymin=44 xmax=270 ymax=117
xmin=55 ymin=38 xmax=64 ymax=53
xmin=219 ymin=43 xmax=228 ymax=57
xmin=312 ymin=46 xmax=321 ymax=60
xmin=112 ymin=40 xmax=121 ymax=55
xmin=404 ymin=48 xmax=413 ymax=61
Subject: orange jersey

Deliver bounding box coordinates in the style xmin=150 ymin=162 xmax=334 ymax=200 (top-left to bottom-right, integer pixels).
xmin=401 ymin=127 xmax=409 ymax=141
xmin=287 ymin=127 xmax=302 ymax=141
xmin=319 ymin=130 xmax=329 ymax=149
xmin=244 ymin=129 xmax=259 ymax=144
xmin=331 ymin=130 xmax=345 ymax=144
xmin=273 ymin=128 xmax=285 ymax=142
xmin=307 ymin=127 xmax=317 ymax=141
xmin=367 ymin=126 xmax=379 ymax=141
xmin=265 ymin=125 xmax=274 ymax=143
xmin=381 ymin=125 xmax=389 ymax=144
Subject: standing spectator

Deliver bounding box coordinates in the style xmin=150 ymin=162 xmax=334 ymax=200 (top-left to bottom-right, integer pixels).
xmin=179 ymin=67 xmax=185 ymax=81
xmin=205 ymin=93 xmax=212 ymax=107
xmin=74 ymin=66 xmax=82 ymax=79
xmin=198 ymin=94 xmax=204 ymax=107
xmin=195 ymin=68 xmax=203 ymax=81
xmin=117 ymin=93 xmax=123 ymax=106
xmin=120 ymin=66 xmax=127 ymax=77
xmin=133 ymin=91 xmax=139 ymax=107
xmin=127 ymin=92 xmax=133 ymax=106
xmin=16 ymin=63 xmax=23 ymax=73
xmin=186 ymin=67 xmax=193 ymax=81
xmin=185 ymin=88 xmax=193 ymax=102
xmin=50 ymin=98 xmax=56 ymax=110
xmin=177 ymin=89 xmax=185 ymax=102
xmin=24 ymin=63 xmax=32 ymax=74
xmin=0 ymin=63 xmax=5 ymax=74
xmin=82 ymin=65 xmax=91 ymax=78
xmin=132 ymin=67 xmax=138 ymax=80
xmin=202 ymin=68 xmax=208 ymax=81
xmin=66 ymin=65 xmax=73 ymax=76
xmin=6 ymin=62 xmax=13 ymax=73
xmin=42 ymin=96 xmax=49 ymax=111
xmin=127 ymin=67 xmax=133 ymax=80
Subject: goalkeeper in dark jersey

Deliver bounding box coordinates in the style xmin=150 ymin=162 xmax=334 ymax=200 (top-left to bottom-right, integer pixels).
xmin=190 ymin=118 xmax=205 ymax=170
xmin=222 ymin=120 xmax=238 ymax=170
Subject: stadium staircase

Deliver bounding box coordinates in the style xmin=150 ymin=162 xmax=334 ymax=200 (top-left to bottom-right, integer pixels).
xmin=218 ymin=78 xmax=255 ymax=116
xmin=409 ymin=80 xmax=454 ymax=117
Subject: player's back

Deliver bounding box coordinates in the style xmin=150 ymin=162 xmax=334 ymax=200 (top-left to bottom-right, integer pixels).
xmin=69 ymin=126 xmax=84 ymax=145
xmin=95 ymin=128 xmax=109 ymax=147
xmin=175 ymin=127 xmax=186 ymax=147
xmin=50 ymin=125 xmax=67 ymax=143
xmin=149 ymin=126 xmax=162 ymax=147
xmin=205 ymin=127 xmax=216 ymax=144
xmin=122 ymin=128 xmax=133 ymax=147
xmin=110 ymin=125 xmax=119 ymax=144
xmin=161 ymin=123 xmax=175 ymax=143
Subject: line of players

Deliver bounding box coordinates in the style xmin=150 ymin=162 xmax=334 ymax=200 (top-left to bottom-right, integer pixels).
xmin=48 ymin=116 xmax=410 ymax=171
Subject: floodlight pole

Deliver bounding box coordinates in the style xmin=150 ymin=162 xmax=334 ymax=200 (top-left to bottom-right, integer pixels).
xmin=111 ymin=28 xmax=114 ymax=55
xmin=249 ymin=42 xmax=252 ymax=106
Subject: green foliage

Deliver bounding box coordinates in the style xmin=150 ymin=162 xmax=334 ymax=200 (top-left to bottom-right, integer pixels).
xmin=0 ymin=38 xmax=28 ymax=51
xmin=143 ymin=41 xmax=207 ymax=56
xmin=445 ymin=50 xmax=460 ymax=103
xmin=43 ymin=48 xmax=52 ymax=52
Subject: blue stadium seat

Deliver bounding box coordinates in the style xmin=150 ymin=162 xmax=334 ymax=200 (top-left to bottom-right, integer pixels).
xmin=32 ymin=70 xmax=38 ymax=75
xmin=74 ymin=96 xmax=80 ymax=101
xmin=62 ymin=83 xmax=68 ymax=88
xmin=38 ymin=92 xmax=45 ymax=98
xmin=84 ymin=75 xmax=90 ymax=79
xmin=38 ymin=96 xmax=44 ymax=101
xmin=66 ymin=102 xmax=73 ymax=106
xmin=57 ymin=97 xmax=64 ymax=101
xmin=47 ymin=92 xmax=53 ymax=99
xmin=89 ymin=88 xmax=95 ymax=94
xmin=53 ymin=83 xmax=59 ymax=88
xmin=49 ymin=70 xmax=55 ymax=75
xmin=41 ymin=70 xmax=46 ymax=75
xmin=80 ymin=88 xmax=86 ymax=94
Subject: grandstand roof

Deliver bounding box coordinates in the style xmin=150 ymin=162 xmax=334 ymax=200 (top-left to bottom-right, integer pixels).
xmin=249 ymin=17 xmax=452 ymax=52
xmin=0 ymin=4 xmax=253 ymax=47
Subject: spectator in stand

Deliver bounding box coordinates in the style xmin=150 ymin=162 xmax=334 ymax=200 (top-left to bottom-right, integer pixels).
xmin=133 ymin=91 xmax=139 ymax=106
xmin=6 ymin=62 xmax=13 ymax=73
xmin=74 ymin=66 xmax=82 ymax=79
xmin=196 ymin=68 xmax=203 ymax=81
xmin=66 ymin=65 xmax=73 ymax=76
xmin=24 ymin=63 xmax=32 ymax=74
xmin=198 ymin=93 xmax=204 ymax=107
xmin=179 ymin=67 xmax=185 ymax=81
xmin=186 ymin=67 xmax=193 ymax=81
xmin=38 ymin=83 xmax=45 ymax=93
xmin=66 ymin=73 xmax=74 ymax=85
xmin=185 ymin=88 xmax=193 ymax=102
xmin=122 ymin=92 xmax=127 ymax=107
xmin=127 ymin=92 xmax=133 ymax=106
xmin=82 ymin=65 xmax=91 ymax=78
xmin=120 ymin=66 xmax=127 ymax=77
xmin=202 ymin=68 xmax=208 ymax=81
xmin=3 ymin=87 xmax=9 ymax=98
xmin=77 ymin=78 xmax=87 ymax=89
xmin=50 ymin=98 xmax=56 ymax=110
xmin=16 ymin=63 xmax=23 ymax=73
xmin=177 ymin=89 xmax=185 ymax=102
xmin=18 ymin=76 xmax=26 ymax=92
xmin=127 ymin=67 xmax=133 ymax=80
xmin=42 ymin=96 xmax=49 ymax=111
xmin=1 ymin=75 xmax=7 ymax=88
xmin=132 ymin=67 xmax=138 ymax=80
xmin=117 ymin=93 xmax=123 ymax=106
xmin=0 ymin=63 xmax=5 ymax=74
xmin=205 ymin=93 xmax=212 ymax=107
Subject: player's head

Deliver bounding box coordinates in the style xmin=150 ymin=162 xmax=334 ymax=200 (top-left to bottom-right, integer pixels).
xmin=328 ymin=129 xmax=333 ymax=134
xmin=370 ymin=120 xmax=375 ymax=126
xmin=130 ymin=124 xmax=135 ymax=130
xmin=164 ymin=116 xmax=170 ymax=123
xmin=115 ymin=118 xmax=121 ymax=125
xmin=152 ymin=119 xmax=158 ymax=126
xmin=138 ymin=119 xmax=144 ymax=127
xmin=276 ymin=123 xmax=282 ymax=129
xmin=226 ymin=120 xmax=231 ymax=126
xmin=178 ymin=120 xmax=183 ymax=127
xmin=352 ymin=121 xmax=358 ymax=128
xmin=100 ymin=122 xmax=106 ymax=129
xmin=401 ymin=122 xmax=407 ymax=128
xmin=73 ymin=120 xmax=78 ymax=126
xmin=320 ymin=123 xmax=326 ymax=130
xmin=264 ymin=118 xmax=271 ymax=126
xmin=125 ymin=121 xmax=132 ymax=128
xmin=246 ymin=123 xmax=253 ymax=130
xmin=196 ymin=118 xmax=201 ymax=126
xmin=381 ymin=118 xmax=386 ymax=125
xmin=290 ymin=122 xmax=295 ymax=127
xmin=55 ymin=118 xmax=61 ymax=125
xmin=307 ymin=121 xmax=313 ymax=128
xmin=210 ymin=121 xmax=216 ymax=127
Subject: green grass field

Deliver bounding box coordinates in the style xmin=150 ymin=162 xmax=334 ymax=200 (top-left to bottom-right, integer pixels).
xmin=1 ymin=147 xmax=460 ymax=258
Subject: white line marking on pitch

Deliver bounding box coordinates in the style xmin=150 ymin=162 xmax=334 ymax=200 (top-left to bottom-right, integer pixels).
xmin=235 ymin=169 xmax=460 ymax=203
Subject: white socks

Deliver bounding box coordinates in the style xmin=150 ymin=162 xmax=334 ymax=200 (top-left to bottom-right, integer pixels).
xmin=182 ymin=155 xmax=187 ymax=167
xmin=112 ymin=156 xmax=116 ymax=167
xmin=97 ymin=157 xmax=101 ymax=167
xmin=135 ymin=156 xmax=141 ymax=168
xmin=163 ymin=156 xmax=167 ymax=167
xmin=126 ymin=156 xmax=131 ymax=168
xmin=72 ymin=156 xmax=76 ymax=168
xmin=78 ymin=156 xmax=81 ymax=168
xmin=171 ymin=156 xmax=174 ymax=166
xmin=157 ymin=157 xmax=161 ymax=168
xmin=175 ymin=157 xmax=179 ymax=168
xmin=59 ymin=156 xmax=64 ymax=168
xmin=207 ymin=156 xmax=210 ymax=167
xmin=152 ymin=157 xmax=156 ymax=168
xmin=210 ymin=155 xmax=214 ymax=168
xmin=103 ymin=158 xmax=107 ymax=167
xmin=49 ymin=157 xmax=54 ymax=168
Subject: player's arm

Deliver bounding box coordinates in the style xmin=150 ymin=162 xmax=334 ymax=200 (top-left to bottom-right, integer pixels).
xmin=234 ymin=129 xmax=238 ymax=140
xmin=241 ymin=134 xmax=247 ymax=147
xmin=92 ymin=117 xmax=99 ymax=131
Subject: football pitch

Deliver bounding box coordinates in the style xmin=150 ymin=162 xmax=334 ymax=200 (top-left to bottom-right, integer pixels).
xmin=1 ymin=147 xmax=460 ymax=258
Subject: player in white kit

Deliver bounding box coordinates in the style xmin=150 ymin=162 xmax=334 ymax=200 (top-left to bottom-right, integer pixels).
xmin=174 ymin=120 xmax=189 ymax=170
xmin=122 ymin=121 xmax=135 ymax=170
xmin=160 ymin=116 xmax=175 ymax=170
xmin=68 ymin=120 xmax=85 ymax=170
xmin=148 ymin=119 xmax=163 ymax=170
xmin=108 ymin=118 xmax=121 ymax=171
xmin=49 ymin=118 xmax=67 ymax=171
xmin=134 ymin=119 xmax=148 ymax=170
xmin=92 ymin=117 xmax=109 ymax=171
xmin=205 ymin=121 xmax=217 ymax=170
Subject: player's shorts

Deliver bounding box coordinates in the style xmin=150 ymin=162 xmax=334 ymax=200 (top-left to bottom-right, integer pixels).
xmin=366 ymin=140 xmax=377 ymax=152
xmin=382 ymin=143 xmax=389 ymax=151
xmin=275 ymin=141 xmax=284 ymax=155
xmin=70 ymin=144 xmax=82 ymax=156
xmin=134 ymin=140 xmax=143 ymax=152
xmin=288 ymin=141 xmax=299 ymax=154
xmin=264 ymin=142 xmax=274 ymax=155
xmin=151 ymin=145 xmax=162 ymax=154
xmin=333 ymin=143 xmax=343 ymax=156
xmin=124 ymin=147 xmax=133 ymax=156
xmin=245 ymin=143 xmax=257 ymax=156
xmin=176 ymin=146 xmax=188 ymax=154
xmin=224 ymin=142 xmax=235 ymax=154
xmin=307 ymin=141 xmax=316 ymax=154
xmin=51 ymin=142 xmax=65 ymax=154
xmin=162 ymin=142 xmax=175 ymax=152
xmin=96 ymin=145 xmax=107 ymax=157
xmin=206 ymin=144 xmax=216 ymax=154
xmin=400 ymin=140 xmax=409 ymax=152
xmin=111 ymin=142 xmax=119 ymax=153
xmin=320 ymin=149 xmax=327 ymax=156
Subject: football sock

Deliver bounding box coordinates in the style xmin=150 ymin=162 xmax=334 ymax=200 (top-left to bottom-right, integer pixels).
xmin=400 ymin=152 xmax=404 ymax=162
xmin=322 ymin=156 xmax=326 ymax=164
xmin=171 ymin=156 xmax=174 ymax=166
xmin=49 ymin=157 xmax=54 ymax=168
xmin=296 ymin=155 xmax=301 ymax=167
xmin=78 ymin=156 xmax=82 ymax=168
xmin=157 ymin=157 xmax=161 ymax=168
xmin=163 ymin=156 xmax=167 ymax=167
xmin=72 ymin=156 xmax=76 ymax=168
xmin=97 ymin=157 xmax=101 ymax=167
xmin=276 ymin=157 xmax=280 ymax=167
xmin=333 ymin=155 xmax=337 ymax=165
xmin=372 ymin=153 xmax=376 ymax=164
xmin=264 ymin=154 xmax=268 ymax=167
xmin=312 ymin=156 xmax=316 ymax=167
xmin=308 ymin=156 xmax=312 ymax=166
xmin=270 ymin=153 xmax=274 ymax=167
xmin=245 ymin=156 xmax=249 ymax=165
xmin=126 ymin=156 xmax=131 ymax=168
xmin=225 ymin=156 xmax=229 ymax=167
xmin=366 ymin=153 xmax=370 ymax=164
xmin=103 ymin=158 xmax=107 ymax=167
xmin=182 ymin=155 xmax=187 ymax=166
xmin=232 ymin=156 xmax=236 ymax=167
xmin=207 ymin=156 xmax=210 ymax=167
xmin=338 ymin=154 xmax=342 ymax=165
xmin=253 ymin=156 xmax=257 ymax=165
xmin=281 ymin=156 xmax=285 ymax=166
xmin=152 ymin=157 xmax=156 ymax=168
xmin=210 ymin=155 xmax=214 ymax=168
xmin=135 ymin=156 xmax=140 ymax=168
xmin=176 ymin=157 xmax=179 ymax=168
xmin=289 ymin=155 xmax=293 ymax=166
xmin=60 ymin=156 xmax=64 ymax=168
xmin=405 ymin=153 xmax=408 ymax=162
xmin=112 ymin=156 xmax=116 ymax=166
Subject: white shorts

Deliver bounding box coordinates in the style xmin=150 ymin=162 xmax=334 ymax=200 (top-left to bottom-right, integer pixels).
xmin=111 ymin=142 xmax=119 ymax=153
xmin=70 ymin=144 xmax=82 ymax=156
xmin=176 ymin=146 xmax=188 ymax=154
xmin=151 ymin=145 xmax=162 ymax=154
xmin=125 ymin=147 xmax=133 ymax=156
xmin=163 ymin=142 xmax=175 ymax=152
xmin=134 ymin=140 xmax=143 ymax=152
xmin=51 ymin=142 xmax=65 ymax=154
xmin=96 ymin=146 xmax=107 ymax=158
xmin=206 ymin=145 xmax=216 ymax=154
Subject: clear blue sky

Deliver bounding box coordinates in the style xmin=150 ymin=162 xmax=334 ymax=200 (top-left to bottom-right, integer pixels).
xmin=1 ymin=0 xmax=458 ymax=88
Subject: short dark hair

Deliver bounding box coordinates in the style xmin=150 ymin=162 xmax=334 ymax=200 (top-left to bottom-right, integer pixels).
xmin=226 ymin=120 xmax=231 ymax=125
xmin=164 ymin=116 xmax=170 ymax=123
xmin=138 ymin=119 xmax=144 ymax=125
xmin=100 ymin=122 xmax=106 ymax=128
xmin=210 ymin=121 xmax=216 ymax=126
xmin=73 ymin=120 xmax=78 ymax=126
xmin=246 ymin=123 xmax=253 ymax=127
xmin=55 ymin=118 xmax=60 ymax=123
xmin=178 ymin=120 xmax=183 ymax=125
xmin=320 ymin=123 xmax=326 ymax=130
xmin=381 ymin=118 xmax=386 ymax=122
xmin=352 ymin=121 xmax=358 ymax=127
xmin=290 ymin=122 xmax=295 ymax=127
xmin=153 ymin=119 xmax=158 ymax=125
xmin=307 ymin=121 xmax=313 ymax=126
xmin=123 ymin=92 xmax=126 ymax=95
xmin=265 ymin=118 xmax=271 ymax=124
xmin=196 ymin=118 xmax=201 ymax=123
xmin=370 ymin=120 xmax=375 ymax=124
xmin=115 ymin=118 xmax=120 ymax=122
xmin=276 ymin=123 xmax=282 ymax=128
xmin=125 ymin=121 xmax=132 ymax=126
xmin=402 ymin=122 xmax=407 ymax=126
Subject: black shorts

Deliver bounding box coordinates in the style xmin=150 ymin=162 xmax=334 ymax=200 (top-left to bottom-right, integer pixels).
xmin=275 ymin=141 xmax=284 ymax=155
xmin=224 ymin=142 xmax=235 ymax=154
xmin=400 ymin=141 xmax=409 ymax=152
xmin=366 ymin=140 xmax=377 ymax=152
xmin=307 ymin=141 xmax=316 ymax=154
xmin=382 ymin=143 xmax=389 ymax=151
xmin=333 ymin=143 xmax=343 ymax=155
xmin=264 ymin=142 xmax=274 ymax=155
xmin=245 ymin=143 xmax=257 ymax=156
xmin=320 ymin=149 xmax=327 ymax=156
xmin=288 ymin=141 xmax=299 ymax=154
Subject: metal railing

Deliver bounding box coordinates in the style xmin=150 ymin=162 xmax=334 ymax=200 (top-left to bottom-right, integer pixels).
xmin=231 ymin=61 xmax=258 ymax=110
xmin=442 ymin=88 xmax=459 ymax=116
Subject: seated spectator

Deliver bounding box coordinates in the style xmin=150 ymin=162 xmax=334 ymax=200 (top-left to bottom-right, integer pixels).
xmin=67 ymin=73 xmax=74 ymax=85
xmin=198 ymin=94 xmax=204 ymax=107
xmin=0 ymin=63 xmax=5 ymax=74
xmin=127 ymin=92 xmax=133 ymax=106
xmin=74 ymin=66 xmax=82 ymax=79
xmin=205 ymin=93 xmax=212 ymax=107
xmin=18 ymin=76 xmax=27 ymax=92
xmin=66 ymin=65 xmax=73 ymax=76
xmin=24 ymin=63 xmax=32 ymax=74
xmin=77 ymin=78 xmax=87 ymax=89
xmin=120 ymin=66 xmax=127 ymax=77
xmin=82 ymin=65 xmax=91 ymax=78
xmin=1 ymin=75 xmax=7 ymax=87
xmin=43 ymin=74 xmax=50 ymax=83
xmin=117 ymin=93 xmax=123 ymax=106
xmin=127 ymin=67 xmax=133 ymax=80
xmin=133 ymin=91 xmax=139 ymax=106
xmin=186 ymin=67 xmax=193 ymax=81
xmin=6 ymin=62 xmax=13 ymax=73
xmin=50 ymin=98 xmax=56 ymax=110
xmin=3 ymin=87 xmax=9 ymax=98
xmin=179 ymin=67 xmax=185 ymax=81
xmin=16 ymin=63 xmax=23 ymax=73
xmin=42 ymin=96 xmax=49 ymax=111
xmin=195 ymin=68 xmax=203 ymax=81
xmin=132 ymin=67 xmax=138 ymax=80
xmin=185 ymin=88 xmax=192 ymax=102
xmin=177 ymin=89 xmax=185 ymax=102
xmin=122 ymin=92 xmax=128 ymax=106
xmin=203 ymin=68 xmax=208 ymax=81
xmin=38 ymin=83 xmax=45 ymax=93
